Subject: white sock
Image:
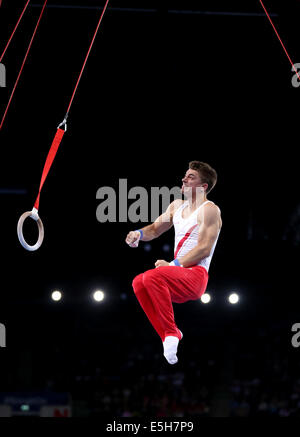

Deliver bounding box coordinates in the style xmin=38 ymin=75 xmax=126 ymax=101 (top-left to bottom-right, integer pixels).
xmin=163 ymin=336 xmax=179 ymax=365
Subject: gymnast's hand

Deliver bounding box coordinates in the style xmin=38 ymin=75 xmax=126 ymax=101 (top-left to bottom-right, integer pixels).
xmin=155 ymin=259 xmax=170 ymax=268
xmin=126 ymin=231 xmax=141 ymax=248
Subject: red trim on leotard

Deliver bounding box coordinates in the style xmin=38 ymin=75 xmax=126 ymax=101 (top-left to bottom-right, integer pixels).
xmin=174 ymin=224 xmax=198 ymax=259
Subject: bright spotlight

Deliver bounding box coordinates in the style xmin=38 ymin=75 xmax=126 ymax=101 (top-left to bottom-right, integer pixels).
xmin=200 ymin=293 xmax=211 ymax=304
xmin=228 ymin=293 xmax=239 ymax=304
xmin=51 ymin=290 xmax=62 ymax=302
xmin=93 ymin=290 xmax=105 ymax=302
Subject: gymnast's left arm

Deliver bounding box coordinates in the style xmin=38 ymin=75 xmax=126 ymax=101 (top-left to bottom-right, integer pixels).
xmin=176 ymin=204 xmax=221 ymax=268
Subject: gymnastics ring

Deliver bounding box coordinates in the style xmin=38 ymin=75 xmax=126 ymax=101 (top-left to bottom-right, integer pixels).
xmin=17 ymin=207 xmax=44 ymax=251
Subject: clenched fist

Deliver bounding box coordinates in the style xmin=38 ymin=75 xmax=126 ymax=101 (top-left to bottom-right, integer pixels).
xmin=126 ymin=231 xmax=142 ymax=248
xmin=155 ymin=259 xmax=170 ymax=268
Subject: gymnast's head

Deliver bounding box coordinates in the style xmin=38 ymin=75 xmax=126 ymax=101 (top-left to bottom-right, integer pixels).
xmin=181 ymin=161 xmax=217 ymax=199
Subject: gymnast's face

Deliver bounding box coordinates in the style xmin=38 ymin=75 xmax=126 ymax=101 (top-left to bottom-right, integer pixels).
xmin=181 ymin=169 xmax=204 ymax=196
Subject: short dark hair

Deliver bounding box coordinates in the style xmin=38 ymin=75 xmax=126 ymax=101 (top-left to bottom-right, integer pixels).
xmin=189 ymin=161 xmax=217 ymax=194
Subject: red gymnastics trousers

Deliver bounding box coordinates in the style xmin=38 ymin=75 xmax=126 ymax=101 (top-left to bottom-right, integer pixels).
xmin=132 ymin=265 xmax=208 ymax=342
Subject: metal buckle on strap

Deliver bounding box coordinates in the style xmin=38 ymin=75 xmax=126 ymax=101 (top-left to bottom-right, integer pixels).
xmin=57 ymin=116 xmax=68 ymax=132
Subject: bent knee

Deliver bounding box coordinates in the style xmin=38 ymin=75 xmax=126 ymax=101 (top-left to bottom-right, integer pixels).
xmin=132 ymin=273 xmax=144 ymax=292
xmin=143 ymin=269 xmax=162 ymax=287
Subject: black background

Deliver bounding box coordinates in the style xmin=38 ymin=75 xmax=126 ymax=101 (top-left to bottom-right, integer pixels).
xmin=0 ymin=0 xmax=300 ymax=416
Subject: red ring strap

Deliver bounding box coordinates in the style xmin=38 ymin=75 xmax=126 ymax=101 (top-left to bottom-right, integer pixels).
xmin=34 ymin=128 xmax=65 ymax=211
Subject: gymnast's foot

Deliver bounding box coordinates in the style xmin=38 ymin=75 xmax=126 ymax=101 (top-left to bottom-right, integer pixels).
xmin=163 ymin=330 xmax=183 ymax=365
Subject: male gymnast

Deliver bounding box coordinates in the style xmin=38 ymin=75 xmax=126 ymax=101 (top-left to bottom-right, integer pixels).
xmin=125 ymin=161 xmax=222 ymax=364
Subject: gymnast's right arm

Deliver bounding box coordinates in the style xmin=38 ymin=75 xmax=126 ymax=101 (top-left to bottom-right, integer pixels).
xmin=125 ymin=199 xmax=180 ymax=246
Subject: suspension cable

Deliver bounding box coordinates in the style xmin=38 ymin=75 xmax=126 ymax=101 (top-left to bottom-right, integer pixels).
xmin=0 ymin=0 xmax=48 ymax=131
xmin=259 ymin=0 xmax=300 ymax=82
xmin=0 ymin=0 xmax=31 ymax=63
